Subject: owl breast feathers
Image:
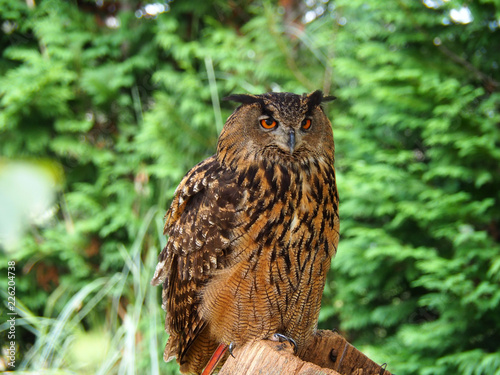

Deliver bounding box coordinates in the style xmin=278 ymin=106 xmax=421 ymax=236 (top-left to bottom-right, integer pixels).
xmin=151 ymin=90 xmax=340 ymax=374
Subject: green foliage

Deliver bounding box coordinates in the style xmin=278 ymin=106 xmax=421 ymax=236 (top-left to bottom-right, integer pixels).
xmin=0 ymin=0 xmax=499 ymax=374
xmin=320 ymin=1 xmax=500 ymax=374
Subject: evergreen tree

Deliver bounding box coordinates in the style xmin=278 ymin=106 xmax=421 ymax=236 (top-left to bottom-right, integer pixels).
xmin=320 ymin=1 xmax=500 ymax=374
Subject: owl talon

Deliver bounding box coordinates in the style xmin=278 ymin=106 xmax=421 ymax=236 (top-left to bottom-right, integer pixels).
xmin=228 ymin=342 xmax=236 ymax=358
xmin=270 ymin=333 xmax=298 ymax=353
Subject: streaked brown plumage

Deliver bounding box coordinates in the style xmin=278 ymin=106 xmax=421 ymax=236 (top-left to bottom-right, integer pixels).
xmin=151 ymin=90 xmax=340 ymax=374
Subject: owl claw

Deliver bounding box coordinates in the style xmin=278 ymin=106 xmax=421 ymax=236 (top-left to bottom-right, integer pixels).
xmin=228 ymin=342 xmax=236 ymax=358
xmin=270 ymin=333 xmax=298 ymax=353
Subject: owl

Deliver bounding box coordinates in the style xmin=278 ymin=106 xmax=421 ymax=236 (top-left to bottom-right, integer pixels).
xmin=151 ymin=90 xmax=339 ymax=374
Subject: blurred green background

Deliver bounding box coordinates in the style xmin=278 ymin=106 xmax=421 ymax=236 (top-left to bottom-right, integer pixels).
xmin=0 ymin=0 xmax=499 ymax=374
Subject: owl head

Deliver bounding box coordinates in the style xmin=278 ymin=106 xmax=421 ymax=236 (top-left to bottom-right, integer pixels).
xmin=217 ymin=90 xmax=336 ymax=168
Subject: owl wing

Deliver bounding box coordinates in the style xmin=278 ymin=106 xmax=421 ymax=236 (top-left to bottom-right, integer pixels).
xmin=151 ymin=155 xmax=240 ymax=363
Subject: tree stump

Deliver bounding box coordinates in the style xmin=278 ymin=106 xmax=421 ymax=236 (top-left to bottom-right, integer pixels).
xmin=219 ymin=330 xmax=393 ymax=375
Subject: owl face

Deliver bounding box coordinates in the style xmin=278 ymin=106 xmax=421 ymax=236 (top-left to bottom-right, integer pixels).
xmin=218 ymin=91 xmax=335 ymax=167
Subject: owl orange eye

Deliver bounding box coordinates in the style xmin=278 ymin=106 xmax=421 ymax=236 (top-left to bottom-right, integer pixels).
xmin=302 ymin=119 xmax=312 ymax=130
xmin=260 ymin=118 xmax=277 ymax=129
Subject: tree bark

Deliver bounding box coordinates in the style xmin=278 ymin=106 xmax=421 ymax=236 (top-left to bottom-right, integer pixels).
xmin=219 ymin=330 xmax=393 ymax=375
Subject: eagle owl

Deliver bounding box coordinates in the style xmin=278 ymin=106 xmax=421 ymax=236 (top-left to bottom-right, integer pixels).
xmin=151 ymin=90 xmax=339 ymax=374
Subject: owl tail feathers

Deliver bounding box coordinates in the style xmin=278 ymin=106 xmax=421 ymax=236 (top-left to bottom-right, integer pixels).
xmin=151 ymin=259 xmax=167 ymax=286
xmin=163 ymin=336 xmax=180 ymax=362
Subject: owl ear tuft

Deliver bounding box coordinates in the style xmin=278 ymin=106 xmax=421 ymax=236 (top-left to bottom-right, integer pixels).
xmin=322 ymin=95 xmax=337 ymax=102
xmin=305 ymin=90 xmax=334 ymax=113
xmin=223 ymin=94 xmax=264 ymax=106
xmin=305 ymin=90 xmax=336 ymax=114
xmin=306 ymin=90 xmax=324 ymax=109
xmin=306 ymin=90 xmax=337 ymax=107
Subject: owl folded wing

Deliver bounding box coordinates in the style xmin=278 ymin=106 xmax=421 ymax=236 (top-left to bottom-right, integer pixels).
xmin=151 ymin=155 xmax=241 ymax=364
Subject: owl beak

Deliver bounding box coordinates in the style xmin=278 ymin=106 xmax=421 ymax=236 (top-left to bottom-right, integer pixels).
xmin=288 ymin=130 xmax=296 ymax=154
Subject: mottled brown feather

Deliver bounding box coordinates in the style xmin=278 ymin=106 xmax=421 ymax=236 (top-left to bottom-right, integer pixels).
xmin=152 ymin=91 xmax=339 ymax=374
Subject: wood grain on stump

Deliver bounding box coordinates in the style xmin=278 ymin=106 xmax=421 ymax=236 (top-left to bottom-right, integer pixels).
xmin=218 ymin=330 xmax=392 ymax=375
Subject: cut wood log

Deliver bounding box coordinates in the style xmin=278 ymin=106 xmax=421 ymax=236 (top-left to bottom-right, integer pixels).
xmin=218 ymin=330 xmax=393 ymax=375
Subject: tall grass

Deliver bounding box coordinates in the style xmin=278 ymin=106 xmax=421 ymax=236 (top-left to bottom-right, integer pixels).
xmin=1 ymin=207 xmax=180 ymax=374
